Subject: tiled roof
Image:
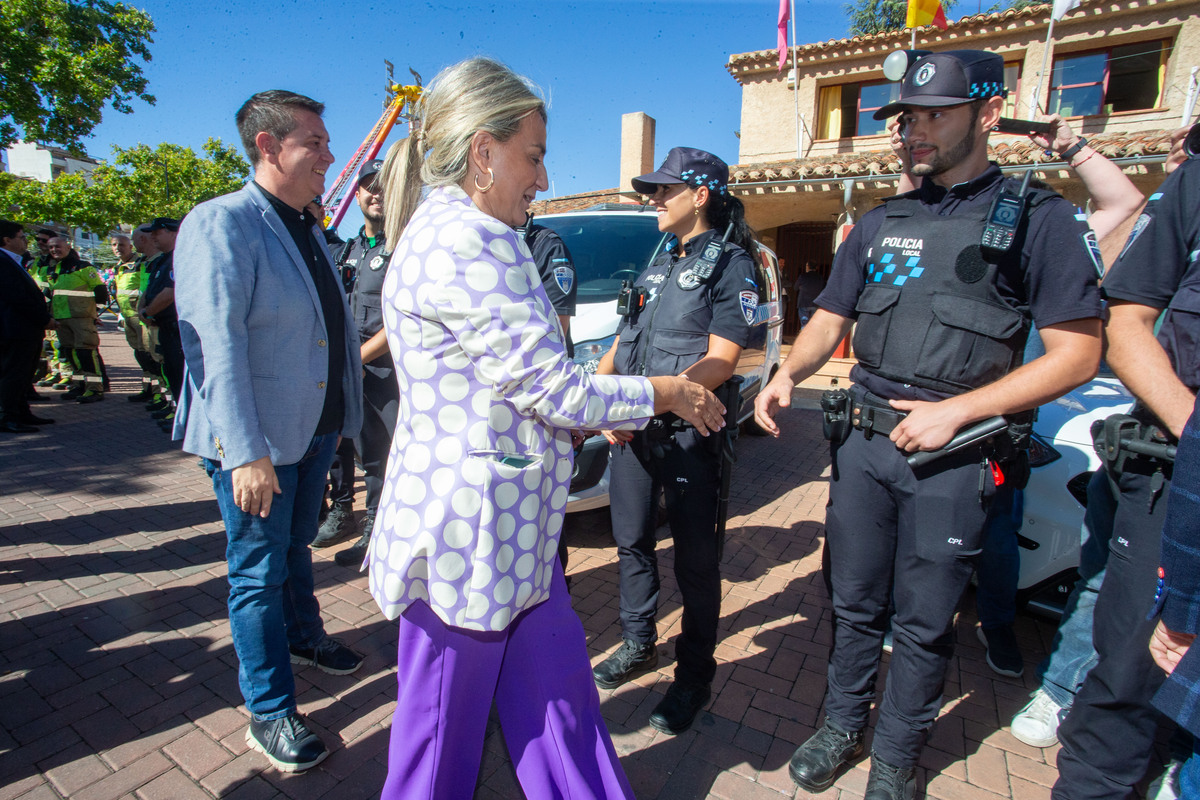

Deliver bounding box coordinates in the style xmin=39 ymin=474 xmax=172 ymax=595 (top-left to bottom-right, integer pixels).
xmin=729 ymin=129 xmax=1175 ymax=185
xmin=727 ymin=1 xmax=1086 ymax=77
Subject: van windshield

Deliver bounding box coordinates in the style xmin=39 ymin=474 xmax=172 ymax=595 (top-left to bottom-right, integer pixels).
xmin=534 ymin=213 xmax=669 ymax=302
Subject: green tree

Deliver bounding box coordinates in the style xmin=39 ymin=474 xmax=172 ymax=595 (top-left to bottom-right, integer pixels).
xmin=0 ymin=139 xmax=250 ymax=235
xmin=0 ymin=0 xmax=156 ymax=152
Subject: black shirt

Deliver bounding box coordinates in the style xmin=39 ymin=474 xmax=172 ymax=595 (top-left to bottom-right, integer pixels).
xmin=1103 ymin=158 xmax=1200 ymax=391
xmin=144 ymin=251 xmax=177 ymax=328
xmin=257 ymin=183 xmax=346 ymax=437
xmin=522 ymin=224 xmax=577 ymax=356
xmin=818 ymin=163 xmax=1102 ymax=401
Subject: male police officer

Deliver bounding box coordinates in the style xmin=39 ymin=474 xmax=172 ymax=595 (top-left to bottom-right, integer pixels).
xmin=311 ymin=159 xmax=400 ymax=569
xmin=755 ymin=50 xmax=1103 ymax=799
xmin=1051 ymin=142 xmax=1200 ymax=800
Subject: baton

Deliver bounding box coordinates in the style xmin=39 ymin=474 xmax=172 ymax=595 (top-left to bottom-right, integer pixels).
xmin=906 ymin=415 xmax=1009 ymax=469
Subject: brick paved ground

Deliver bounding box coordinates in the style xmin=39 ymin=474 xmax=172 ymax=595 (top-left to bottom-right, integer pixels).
xmin=1 ymin=324 xmax=1082 ymax=799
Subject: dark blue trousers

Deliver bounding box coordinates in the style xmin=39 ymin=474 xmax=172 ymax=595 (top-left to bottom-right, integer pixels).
xmin=608 ymin=427 xmax=721 ymax=687
xmin=824 ymin=429 xmax=993 ymax=768
xmin=1053 ymin=462 xmax=1171 ymax=800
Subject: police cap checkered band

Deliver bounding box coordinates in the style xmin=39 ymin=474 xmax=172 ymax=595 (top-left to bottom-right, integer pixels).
xmin=874 ymin=50 xmax=1007 ymax=120
xmin=632 ymin=147 xmax=729 ymax=197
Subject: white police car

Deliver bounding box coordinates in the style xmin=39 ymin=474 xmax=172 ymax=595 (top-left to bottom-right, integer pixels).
xmin=532 ymin=204 xmax=784 ymax=512
xmin=1017 ymin=375 xmax=1134 ymax=616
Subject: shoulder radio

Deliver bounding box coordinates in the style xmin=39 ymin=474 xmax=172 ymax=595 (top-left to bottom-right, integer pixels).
xmin=981 ymin=170 xmax=1033 ymax=253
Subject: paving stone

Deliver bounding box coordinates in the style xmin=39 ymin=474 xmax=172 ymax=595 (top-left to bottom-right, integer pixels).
xmin=0 ymin=330 xmax=1074 ymax=799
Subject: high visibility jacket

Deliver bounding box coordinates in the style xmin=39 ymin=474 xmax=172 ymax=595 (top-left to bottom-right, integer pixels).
xmin=114 ymin=259 xmax=148 ymax=319
xmin=49 ymin=257 xmax=104 ymax=320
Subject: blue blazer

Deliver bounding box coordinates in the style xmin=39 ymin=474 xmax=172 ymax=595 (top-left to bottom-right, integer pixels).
xmin=173 ymin=182 xmax=363 ymax=467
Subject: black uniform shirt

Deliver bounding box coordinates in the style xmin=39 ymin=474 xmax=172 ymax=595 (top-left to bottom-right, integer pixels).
xmin=523 ymin=224 xmax=577 ymax=356
xmin=819 ymin=163 xmax=1102 ymax=401
xmin=1103 ymin=158 xmax=1200 ymax=391
xmin=144 ymin=251 xmax=177 ymax=327
xmin=258 ymin=184 xmax=346 ymax=437
xmin=614 ymin=228 xmax=760 ymax=379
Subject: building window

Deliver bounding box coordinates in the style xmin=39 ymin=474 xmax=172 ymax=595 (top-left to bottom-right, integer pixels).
xmin=1049 ymin=40 xmax=1168 ymax=117
xmin=818 ymin=62 xmax=1020 ymax=139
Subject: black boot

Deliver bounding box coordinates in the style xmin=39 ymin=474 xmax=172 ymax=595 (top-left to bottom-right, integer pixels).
xmin=649 ymin=680 xmax=711 ymax=734
xmin=864 ymin=752 xmax=916 ymax=800
xmin=788 ymin=718 xmax=865 ymax=792
xmin=334 ymin=512 xmax=375 ymax=567
xmin=311 ymin=502 xmax=355 ymax=548
xmin=592 ymin=638 xmax=658 ymax=690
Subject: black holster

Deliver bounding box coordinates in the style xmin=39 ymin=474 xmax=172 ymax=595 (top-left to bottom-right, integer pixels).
xmin=821 ymin=387 xmax=851 ymax=445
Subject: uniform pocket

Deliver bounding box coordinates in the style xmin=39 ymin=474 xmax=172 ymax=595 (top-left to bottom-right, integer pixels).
xmin=851 ymin=284 xmax=901 ymax=370
xmin=915 ymin=295 xmax=1024 ymax=390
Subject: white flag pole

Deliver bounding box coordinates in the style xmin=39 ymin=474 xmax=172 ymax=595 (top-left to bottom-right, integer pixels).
xmin=1181 ymin=66 xmax=1200 ymax=126
xmin=1031 ymin=15 xmax=1057 ymax=116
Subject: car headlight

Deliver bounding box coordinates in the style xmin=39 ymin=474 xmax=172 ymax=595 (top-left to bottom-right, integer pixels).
xmin=572 ymin=335 xmax=616 ymax=374
xmin=1027 ymin=432 xmax=1062 ymax=468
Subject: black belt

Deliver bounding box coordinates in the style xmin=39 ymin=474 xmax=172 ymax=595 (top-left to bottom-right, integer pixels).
xmin=851 ymin=390 xmax=906 ymax=438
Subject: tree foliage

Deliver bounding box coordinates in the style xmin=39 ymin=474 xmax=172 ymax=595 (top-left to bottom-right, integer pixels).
xmin=843 ymin=0 xmax=1043 ymax=36
xmin=0 ymin=139 xmax=250 ymax=235
xmin=0 ymin=0 xmax=156 ymax=152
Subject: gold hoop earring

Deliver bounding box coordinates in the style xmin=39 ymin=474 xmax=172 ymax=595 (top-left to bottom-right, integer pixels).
xmin=474 ymin=168 xmax=495 ymax=193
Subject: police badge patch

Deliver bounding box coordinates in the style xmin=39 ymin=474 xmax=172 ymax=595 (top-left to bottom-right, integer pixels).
xmin=553 ymin=265 xmax=574 ymax=294
xmin=677 ymin=269 xmax=702 ymax=290
xmin=369 ymin=255 xmax=386 ymax=271
xmin=740 ymin=290 xmax=759 ymax=325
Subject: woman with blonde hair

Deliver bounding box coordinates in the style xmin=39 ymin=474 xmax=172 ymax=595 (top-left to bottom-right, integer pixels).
xmin=371 ymin=57 xmax=727 ymax=798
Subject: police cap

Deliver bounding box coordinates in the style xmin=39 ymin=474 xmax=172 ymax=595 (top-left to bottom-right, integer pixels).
xmin=144 ymin=216 xmax=180 ymax=232
xmin=632 ymin=147 xmax=729 ymax=197
xmin=874 ymin=50 xmax=1007 ymax=120
xmin=358 ymin=158 xmax=384 ymax=186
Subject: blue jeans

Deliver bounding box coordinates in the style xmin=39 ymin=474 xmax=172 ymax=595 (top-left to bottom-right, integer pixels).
xmin=976 ymin=484 xmax=1022 ymax=629
xmin=1038 ymin=468 xmax=1114 ymax=710
xmin=1182 ymin=740 xmax=1200 ymax=799
xmin=204 ymin=432 xmax=339 ymax=720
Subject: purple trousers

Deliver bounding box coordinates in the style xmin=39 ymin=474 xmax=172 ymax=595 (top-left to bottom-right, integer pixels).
xmin=382 ymin=563 xmax=634 ymax=800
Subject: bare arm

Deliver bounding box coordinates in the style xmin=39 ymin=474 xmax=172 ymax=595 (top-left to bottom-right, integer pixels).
xmin=1106 ymin=300 xmax=1196 ymax=438
xmin=889 ymin=318 xmax=1102 ymax=452
xmin=360 ymin=329 xmax=389 ymax=365
xmin=678 ymin=334 xmax=741 ymax=391
xmin=753 ymin=308 xmax=855 ymax=436
xmin=1031 ymin=115 xmax=1143 ymax=240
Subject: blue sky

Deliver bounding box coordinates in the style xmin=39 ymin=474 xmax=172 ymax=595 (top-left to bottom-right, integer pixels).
xmin=82 ymin=0 xmax=859 ymax=234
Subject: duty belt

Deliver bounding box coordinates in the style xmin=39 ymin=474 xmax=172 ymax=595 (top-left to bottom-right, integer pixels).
xmin=851 ymin=390 xmax=907 ymax=439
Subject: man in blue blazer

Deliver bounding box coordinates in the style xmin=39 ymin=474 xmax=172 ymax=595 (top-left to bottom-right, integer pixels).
xmin=173 ymin=90 xmax=365 ymax=773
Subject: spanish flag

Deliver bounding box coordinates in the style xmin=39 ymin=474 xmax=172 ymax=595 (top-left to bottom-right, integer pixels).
xmin=907 ymin=0 xmax=948 ymax=30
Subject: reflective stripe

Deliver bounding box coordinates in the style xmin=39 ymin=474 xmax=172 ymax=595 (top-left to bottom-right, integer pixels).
xmin=117 ymin=290 xmax=140 ymax=296
xmin=55 ymin=289 xmax=95 ymax=296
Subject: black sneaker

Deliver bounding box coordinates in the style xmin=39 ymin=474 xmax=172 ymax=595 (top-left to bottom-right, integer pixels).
xmin=150 ymin=405 xmax=174 ymax=419
xmin=593 ymin=638 xmax=658 ymax=690
xmin=61 ymin=383 xmax=85 ymax=400
xmin=128 ymin=386 xmax=154 ymax=402
xmin=334 ymin=513 xmax=374 ymax=568
xmin=788 ymin=718 xmax=865 ymax=792
xmin=311 ymin=502 xmax=356 ymax=548
xmin=649 ymin=680 xmax=711 ymax=735
xmin=864 ymin=752 xmax=916 ymax=800
xmin=245 ymin=713 xmax=328 ymax=772
xmin=977 ymin=624 xmax=1023 ymax=678
xmin=145 ymin=397 xmax=168 ymax=411
xmin=76 ymin=390 xmax=104 ymax=404
xmin=289 ymin=637 xmax=363 ymax=675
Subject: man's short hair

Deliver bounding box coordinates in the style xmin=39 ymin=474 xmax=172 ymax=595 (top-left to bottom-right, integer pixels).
xmin=0 ymin=219 xmax=23 ymax=241
xmin=110 ymin=233 xmax=131 ymax=244
xmin=236 ymin=90 xmax=325 ymax=167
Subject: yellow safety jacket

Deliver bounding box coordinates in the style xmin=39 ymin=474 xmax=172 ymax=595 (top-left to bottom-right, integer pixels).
xmin=49 ymin=257 xmax=104 ymax=320
xmin=114 ymin=258 xmax=148 ymax=319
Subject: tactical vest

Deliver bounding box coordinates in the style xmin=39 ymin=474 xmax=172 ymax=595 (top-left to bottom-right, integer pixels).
xmin=851 ymin=183 xmax=1054 ymax=395
xmin=613 ymin=232 xmax=754 ymax=378
xmin=342 ymin=233 xmax=389 ymax=341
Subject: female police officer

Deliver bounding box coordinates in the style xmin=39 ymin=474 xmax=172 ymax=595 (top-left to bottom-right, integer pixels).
xmin=592 ymin=147 xmax=760 ymax=734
